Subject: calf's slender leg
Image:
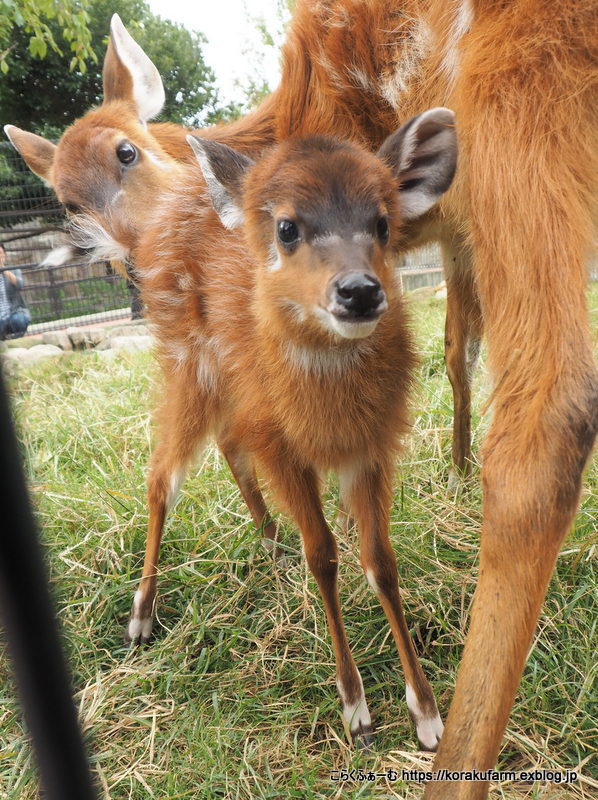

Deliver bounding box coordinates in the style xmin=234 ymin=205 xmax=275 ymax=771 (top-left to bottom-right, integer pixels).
xmin=219 ymin=438 xmax=282 ymax=558
xmin=126 ymin=374 xmax=214 ymax=643
xmin=259 ymin=446 xmax=374 ymax=746
xmin=441 ymin=238 xmax=482 ymax=486
xmin=344 ymin=460 xmax=443 ymax=751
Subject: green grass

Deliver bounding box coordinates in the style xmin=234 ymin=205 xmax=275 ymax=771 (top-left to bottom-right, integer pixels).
xmin=1 ymin=288 xmax=596 ymax=800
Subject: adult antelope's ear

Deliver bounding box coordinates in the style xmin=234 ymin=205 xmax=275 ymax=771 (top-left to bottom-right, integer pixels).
xmin=378 ymin=107 xmax=457 ymax=220
xmin=103 ymin=13 xmax=165 ymax=123
xmin=187 ymin=136 xmax=254 ymax=230
xmin=4 ymin=125 xmax=56 ymax=183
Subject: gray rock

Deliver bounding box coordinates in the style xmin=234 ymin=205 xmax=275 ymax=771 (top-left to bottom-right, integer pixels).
xmin=42 ymin=331 xmax=73 ymax=350
xmin=28 ymin=344 xmax=63 ymax=360
xmin=2 ymin=344 xmax=63 ymax=364
xmin=107 ymin=324 xmax=150 ymax=338
xmin=109 ymin=335 xmax=154 ymax=353
xmin=1 ymin=347 xmax=32 ymax=362
xmin=67 ymin=327 xmax=107 ymax=349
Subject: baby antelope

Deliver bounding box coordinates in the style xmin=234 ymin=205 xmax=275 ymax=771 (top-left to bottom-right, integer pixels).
xmin=130 ymin=108 xmax=457 ymax=750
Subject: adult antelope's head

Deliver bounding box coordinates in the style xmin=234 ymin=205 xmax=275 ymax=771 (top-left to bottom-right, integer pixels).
xmin=188 ymin=107 xmax=457 ymax=343
xmin=4 ymin=15 xmax=185 ymax=265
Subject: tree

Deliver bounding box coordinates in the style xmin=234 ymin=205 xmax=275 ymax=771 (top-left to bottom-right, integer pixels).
xmin=236 ymin=0 xmax=291 ymax=112
xmin=0 ymin=0 xmax=95 ymax=74
xmin=0 ymin=0 xmax=221 ymax=134
xmin=130 ymin=10 xmax=219 ymax=126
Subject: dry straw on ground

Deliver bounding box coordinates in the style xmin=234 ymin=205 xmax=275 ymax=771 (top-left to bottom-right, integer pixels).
xmin=1 ymin=292 xmax=596 ymax=799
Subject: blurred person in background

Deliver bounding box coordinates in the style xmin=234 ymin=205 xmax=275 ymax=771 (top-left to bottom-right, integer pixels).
xmin=0 ymin=244 xmax=30 ymax=340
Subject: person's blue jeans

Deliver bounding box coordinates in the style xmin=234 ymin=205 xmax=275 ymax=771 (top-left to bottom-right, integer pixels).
xmin=0 ymin=309 xmax=30 ymax=340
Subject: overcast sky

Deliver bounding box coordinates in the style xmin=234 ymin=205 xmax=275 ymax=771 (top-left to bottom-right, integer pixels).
xmin=146 ymin=0 xmax=287 ymax=104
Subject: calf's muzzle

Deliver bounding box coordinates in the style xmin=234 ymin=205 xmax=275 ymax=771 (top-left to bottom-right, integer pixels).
xmin=332 ymin=272 xmax=386 ymax=319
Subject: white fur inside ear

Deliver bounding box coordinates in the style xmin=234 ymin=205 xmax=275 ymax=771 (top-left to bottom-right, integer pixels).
xmin=186 ymin=135 xmax=244 ymax=230
xmin=110 ymin=14 xmax=165 ymax=122
xmin=397 ymin=123 xmax=420 ymax=175
xmin=401 ymin=189 xmax=443 ymax=220
xmin=218 ymin=204 xmax=244 ymax=230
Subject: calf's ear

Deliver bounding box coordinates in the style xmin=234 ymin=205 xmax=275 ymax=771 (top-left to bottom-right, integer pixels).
xmin=378 ymin=107 xmax=457 ymax=220
xmin=103 ymin=14 xmax=165 ymax=123
xmin=187 ymin=136 xmax=254 ymax=230
xmin=4 ymin=126 xmax=56 ymax=184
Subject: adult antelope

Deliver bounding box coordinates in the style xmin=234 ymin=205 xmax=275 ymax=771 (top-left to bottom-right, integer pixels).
xmin=6 ymin=2 xmax=597 ymax=797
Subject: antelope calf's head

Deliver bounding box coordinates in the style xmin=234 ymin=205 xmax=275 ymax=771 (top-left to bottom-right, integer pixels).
xmin=188 ymin=107 xmax=457 ymax=341
xmin=4 ymin=14 xmax=180 ymax=264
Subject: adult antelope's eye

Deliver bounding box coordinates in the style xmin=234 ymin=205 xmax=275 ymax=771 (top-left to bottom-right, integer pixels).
xmin=116 ymin=141 xmax=138 ymax=165
xmin=64 ymin=203 xmax=80 ymax=215
xmin=376 ymin=216 xmax=389 ymax=244
xmin=277 ymin=219 xmax=300 ymax=248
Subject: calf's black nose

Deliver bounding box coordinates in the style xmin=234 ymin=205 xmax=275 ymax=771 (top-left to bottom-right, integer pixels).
xmin=334 ymin=272 xmax=385 ymax=317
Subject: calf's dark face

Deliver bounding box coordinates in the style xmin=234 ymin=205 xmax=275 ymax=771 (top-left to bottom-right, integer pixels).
xmin=187 ymin=108 xmax=457 ymax=341
xmin=242 ymin=143 xmax=400 ymax=339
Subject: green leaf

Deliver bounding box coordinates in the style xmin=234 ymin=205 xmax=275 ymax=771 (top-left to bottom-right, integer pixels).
xmin=29 ymin=36 xmax=43 ymax=57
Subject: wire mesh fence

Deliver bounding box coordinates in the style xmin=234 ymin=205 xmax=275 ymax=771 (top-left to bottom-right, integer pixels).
xmin=0 ymin=254 xmax=134 ymax=340
xmin=1 ymin=261 xmax=135 ymax=331
xmin=0 ymin=141 xmax=63 ymax=225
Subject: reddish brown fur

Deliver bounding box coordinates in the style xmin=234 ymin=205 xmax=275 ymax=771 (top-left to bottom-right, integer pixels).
xmin=7 ymin=1 xmax=597 ymax=795
xmin=270 ymin=9 xmax=597 ymax=788
xmin=50 ymin=96 xmax=280 ymax=257
xmin=141 ymin=149 xmax=413 ymax=471
xmin=134 ymin=136 xmax=448 ymax=746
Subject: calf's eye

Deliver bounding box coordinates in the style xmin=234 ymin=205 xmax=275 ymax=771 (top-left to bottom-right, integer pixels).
xmin=116 ymin=141 xmax=138 ymax=165
xmin=376 ymin=216 xmax=389 ymax=244
xmin=277 ymin=219 xmax=300 ymax=248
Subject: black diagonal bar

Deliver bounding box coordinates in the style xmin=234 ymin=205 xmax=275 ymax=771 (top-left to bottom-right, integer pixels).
xmin=0 ymin=367 xmax=97 ymax=800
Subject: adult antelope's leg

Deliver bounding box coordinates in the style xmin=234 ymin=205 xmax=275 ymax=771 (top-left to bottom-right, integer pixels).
xmin=260 ymin=447 xmax=373 ymax=745
xmin=344 ymin=461 xmax=443 ymax=751
xmin=428 ymin=372 xmax=597 ymax=798
xmin=426 ymin=8 xmax=598 ymax=796
xmin=126 ymin=374 xmax=213 ymax=644
xmin=441 ymin=238 xmax=482 ymax=486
